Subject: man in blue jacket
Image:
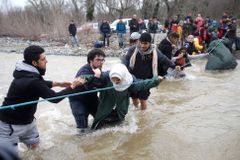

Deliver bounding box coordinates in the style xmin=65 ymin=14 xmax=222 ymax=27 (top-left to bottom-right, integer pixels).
xmin=116 ymin=18 xmax=126 ymax=48
xmin=69 ymin=49 xmax=106 ymax=132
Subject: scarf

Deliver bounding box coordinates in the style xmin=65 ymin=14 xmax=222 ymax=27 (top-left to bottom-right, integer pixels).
xmin=129 ymin=44 xmax=158 ymax=77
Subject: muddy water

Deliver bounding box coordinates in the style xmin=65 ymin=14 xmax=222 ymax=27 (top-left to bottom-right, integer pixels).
xmin=0 ymin=53 xmax=240 ymax=160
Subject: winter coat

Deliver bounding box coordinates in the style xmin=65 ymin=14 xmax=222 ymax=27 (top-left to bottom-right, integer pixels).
xmin=91 ymin=74 xmax=160 ymax=129
xmin=68 ymin=24 xmax=77 ymax=36
xmin=129 ymin=19 xmax=139 ymax=33
xmin=125 ymin=45 xmax=176 ymax=77
xmin=100 ymin=22 xmax=111 ymax=34
xmin=158 ymin=38 xmax=174 ymax=60
xmin=0 ymin=61 xmax=73 ymax=124
xmin=116 ymin=22 xmax=126 ymax=34
xmin=184 ymin=41 xmax=198 ymax=55
xmin=69 ymin=63 xmax=103 ymax=116
xmin=173 ymin=50 xmax=191 ymax=67
xmin=148 ymin=21 xmax=158 ymax=33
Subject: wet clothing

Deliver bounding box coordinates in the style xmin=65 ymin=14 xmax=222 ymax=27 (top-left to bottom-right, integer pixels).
xmin=91 ymin=72 xmax=160 ymax=130
xmin=184 ymin=41 xmax=198 ymax=55
xmin=0 ymin=138 xmax=20 ymax=160
xmin=0 ymin=61 xmax=73 ymax=125
xmin=205 ymin=38 xmax=238 ymax=70
xmin=69 ymin=63 xmax=102 ymax=128
xmin=125 ymin=45 xmax=175 ymax=78
xmin=158 ymin=38 xmax=174 ymax=60
xmin=124 ymin=45 xmax=175 ymax=100
xmin=125 ymin=46 xmax=175 ymax=79
xmin=173 ymin=50 xmax=191 ymax=68
xmin=0 ymin=119 xmax=39 ymax=147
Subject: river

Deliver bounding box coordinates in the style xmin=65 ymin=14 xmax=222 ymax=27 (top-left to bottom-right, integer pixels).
xmin=0 ymin=53 xmax=240 ymax=160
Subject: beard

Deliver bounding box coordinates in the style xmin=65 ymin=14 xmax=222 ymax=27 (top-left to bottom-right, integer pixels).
xmin=36 ymin=66 xmax=46 ymax=75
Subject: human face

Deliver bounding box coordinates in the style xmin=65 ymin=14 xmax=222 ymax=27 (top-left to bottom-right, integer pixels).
xmin=90 ymin=55 xmax=105 ymax=69
xmin=34 ymin=53 xmax=47 ymax=69
xmin=170 ymin=37 xmax=178 ymax=45
xmin=139 ymin=41 xmax=151 ymax=52
xmin=180 ymin=50 xmax=186 ymax=56
xmin=187 ymin=35 xmax=194 ymax=43
xmin=111 ymin=77 xmax=121 ymax=85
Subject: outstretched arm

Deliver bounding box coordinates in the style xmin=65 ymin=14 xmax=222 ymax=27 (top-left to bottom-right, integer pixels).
xmin=130 ymin=76 xmax=164 ymax=92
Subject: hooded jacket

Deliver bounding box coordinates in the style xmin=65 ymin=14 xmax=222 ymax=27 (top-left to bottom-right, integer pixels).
xmin=91 ymin=64 xmax=160 ymax=129
xmin=0 ymin=61 xmax=73 ymax=125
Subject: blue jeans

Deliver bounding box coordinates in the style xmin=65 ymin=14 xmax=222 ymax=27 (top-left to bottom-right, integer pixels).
xmin=70 ymin=35 xmax=79 ymax=47
xmin=117 ymin=33 xmax=125 ymax=47
xmin=69 ymin=100 xmax=88 ymax=129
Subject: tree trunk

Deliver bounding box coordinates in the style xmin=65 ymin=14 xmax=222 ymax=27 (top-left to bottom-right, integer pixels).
xmin=86 ymin=0 xmax=95 ymax=21
xmin=153 ymin=1 xmax=160 ymax=17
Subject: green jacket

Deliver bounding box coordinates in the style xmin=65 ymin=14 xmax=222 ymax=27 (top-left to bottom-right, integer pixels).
xmin=91 ymin=74 xmax=160 ymax=129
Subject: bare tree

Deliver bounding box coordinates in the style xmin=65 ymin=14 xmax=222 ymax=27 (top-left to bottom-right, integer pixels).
xmin=85 ymin=0 xmax=96 ymax=21
xmin=96 ymin=0 xmax=138 ymax=19
xmin=141 ymin=0 xmax=153 ymax=19
xmin=70 ymin=0 xmax=84 ymax=20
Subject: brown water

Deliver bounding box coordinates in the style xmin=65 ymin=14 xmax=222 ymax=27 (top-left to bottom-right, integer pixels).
xmin=0 ymin=53 xmax=240 ymax=160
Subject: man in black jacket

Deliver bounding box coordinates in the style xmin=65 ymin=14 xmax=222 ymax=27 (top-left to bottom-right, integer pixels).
xmin=0 ymin=45 xmax=85 ymax=153
xmin=100 ymin=19 xmax=111 ymax=47
xmin=124 ymin=32 xmax=180 ymax=110
xmin=129 ymin=14 xmax=139 ymax=35
xmin=68 ymin=20 xmax=79 ymax=47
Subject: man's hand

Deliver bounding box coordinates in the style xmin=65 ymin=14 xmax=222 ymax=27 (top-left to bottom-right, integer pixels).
xmin=92 ymin=68 xmax=101 ymax=78
xmin=158 ymin=76 xmax=165 ymax=82
xmin=175 ymin=65 xmax=181 ymax=71
xmin=71 ymin=78 xmax=87 ymax=89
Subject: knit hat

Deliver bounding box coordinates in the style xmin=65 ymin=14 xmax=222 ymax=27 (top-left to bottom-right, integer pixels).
xmin=130 ymin=32 xmax=141 ymax=40
xmin=139 ymin=32 xmax=152 ymax=43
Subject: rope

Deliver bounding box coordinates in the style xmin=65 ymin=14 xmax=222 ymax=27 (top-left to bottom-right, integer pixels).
xmin=206 ymin=29 xmax=229 ymax=55
xmin=0 ymin=30 xmax=230 ymax=110
xmin=180 ymin=30 xmax=230 ymax=69
xmin=0 ymin=78 xmax=156 ymax=110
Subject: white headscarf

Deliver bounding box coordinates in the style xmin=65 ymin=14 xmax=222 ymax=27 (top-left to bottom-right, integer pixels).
xmin=109 ymin=63 xmax=133 ymax=91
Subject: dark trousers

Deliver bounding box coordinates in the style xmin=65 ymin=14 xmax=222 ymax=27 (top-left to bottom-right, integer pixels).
xmin=69 ymin=99 xmax=98 ymax=129
xmin=96 ymin=110 xmax=121 ymax=129
xmin=102 ymin=33 xmax=110 ymax=46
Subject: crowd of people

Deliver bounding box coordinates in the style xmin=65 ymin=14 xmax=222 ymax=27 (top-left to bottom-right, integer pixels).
xmin=87 ymin=11 xmax=238 ymax=53
xmin=0 ymin=11 xmax=239 ymax=158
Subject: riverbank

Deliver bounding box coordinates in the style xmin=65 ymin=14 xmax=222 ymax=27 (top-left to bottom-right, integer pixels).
xmin=0 ymin=35 xmax=240 ymax=58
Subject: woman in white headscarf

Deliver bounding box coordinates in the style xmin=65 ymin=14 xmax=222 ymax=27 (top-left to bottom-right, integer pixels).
xmin=91 ymin=63 xmax=163 ymax=129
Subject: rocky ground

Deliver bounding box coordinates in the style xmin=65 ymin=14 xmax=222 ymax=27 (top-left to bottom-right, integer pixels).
xmin=0 ymin=33 xmax=239 ymax=58
xmin=0 ymin=33 xmax=167 ymax=57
